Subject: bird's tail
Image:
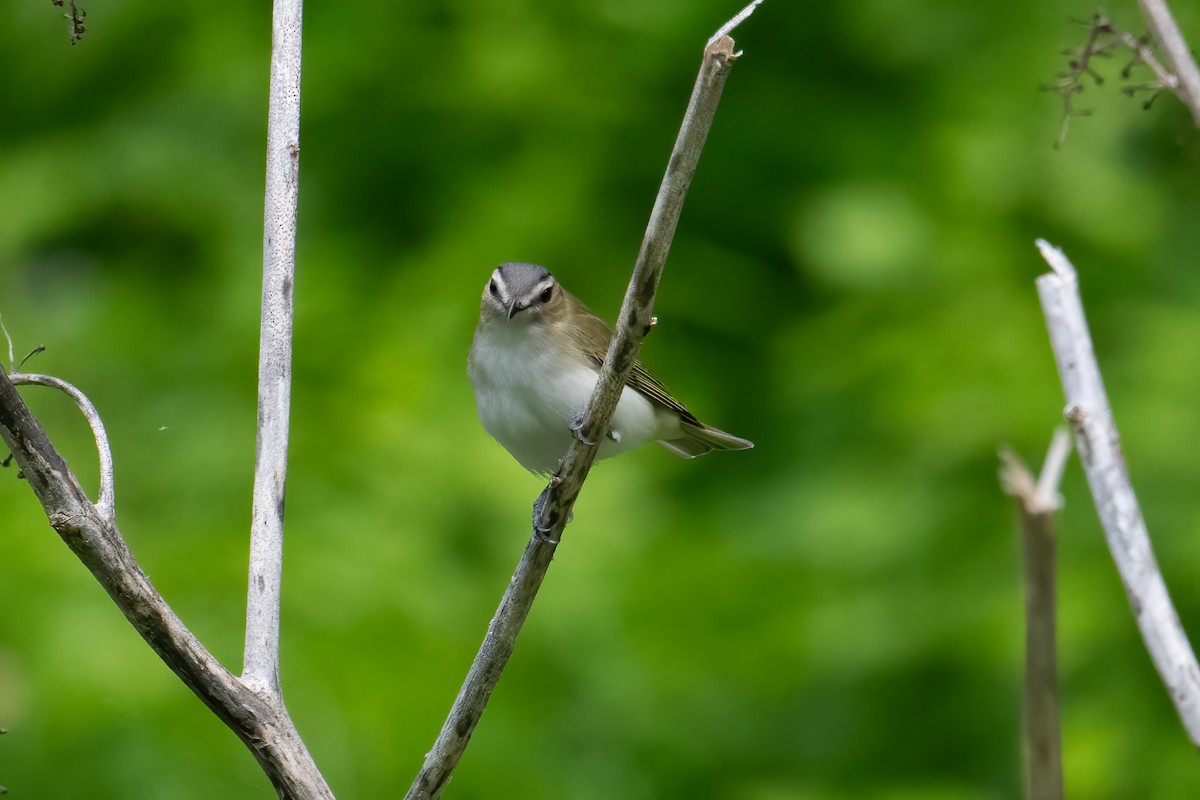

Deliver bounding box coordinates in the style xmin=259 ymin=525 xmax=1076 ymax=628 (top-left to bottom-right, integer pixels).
xmin=658 ymin=422 xmax=754 ymax=459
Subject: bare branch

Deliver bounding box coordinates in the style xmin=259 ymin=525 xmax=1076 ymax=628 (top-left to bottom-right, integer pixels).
xmin=1034 ymin=239 xmax=1200 ymax=747
xmin=1000 ymin=430 xmax=1070 ymax=800
xmin=0 ymin=367 xmax=333 ymax=799
xmin=1137 ymin=0 xmax=1200 ymax=126
xmin=244 ymin=0 xmax=304 ymax=698
xmin=405 ymin=6 xmax=761 ymax=798
xmin=9 ymin=372 xmax=115 ymax=519
xmin=1 ymin=0 xmax=330 ymax=794
xmin=1116 ymin=31 xmax=1179 ymax=92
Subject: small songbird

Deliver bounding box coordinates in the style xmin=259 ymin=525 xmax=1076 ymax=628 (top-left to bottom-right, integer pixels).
xmin=468 ymin=262 xmax=753 ymax=475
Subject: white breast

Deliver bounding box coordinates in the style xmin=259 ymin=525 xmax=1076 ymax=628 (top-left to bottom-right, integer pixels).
xmin=468 ymin=320 xmax=678 ymax=473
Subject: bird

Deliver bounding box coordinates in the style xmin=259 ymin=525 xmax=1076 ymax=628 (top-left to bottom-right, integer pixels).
xmin=467 ymin=261 xmax=753 ymax=475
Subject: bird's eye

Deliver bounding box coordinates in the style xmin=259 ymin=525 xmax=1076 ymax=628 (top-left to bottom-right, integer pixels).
xmin=488 ymin=279 xmax=499 ymax=297
xmin=538 ymin=286 xmax=553 ymax=303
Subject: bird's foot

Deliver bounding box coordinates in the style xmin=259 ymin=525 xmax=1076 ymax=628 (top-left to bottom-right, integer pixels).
xmin=531 ymin=481 xmax=574 ymax=543
xmin=570 ymin=416 xmax=596 ymax=446
xmin=532 ymin=485 xmax=562 ymax=543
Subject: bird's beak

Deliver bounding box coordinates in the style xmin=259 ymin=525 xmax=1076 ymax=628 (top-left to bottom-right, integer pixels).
xmin=506 ymin=300 xmax=520 ymax=320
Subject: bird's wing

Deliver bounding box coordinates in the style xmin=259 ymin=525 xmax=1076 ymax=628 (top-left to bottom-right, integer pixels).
xmin=572 ymin=310 xmax=702 ymax=427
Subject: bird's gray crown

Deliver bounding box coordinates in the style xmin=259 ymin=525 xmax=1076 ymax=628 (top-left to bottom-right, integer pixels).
xmin=494 ymin=262 xmax=555 ymax=300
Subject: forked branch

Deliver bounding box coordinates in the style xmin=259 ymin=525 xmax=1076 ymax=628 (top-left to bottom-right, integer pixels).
xmin=1138 ymin=0 xmax=1200 ymax=125
xmin=0 ymin=0 xmax=329 ymax=796
xmin=1000 ymin=429 xmax=1070 ymax=800
xmin=1034 ymin=239 xmax=1200 ymax=747
xmin=0 ymin=366 xmax=332 ymax=798
xmin=404 ymin=3 xmax=764 ymax=798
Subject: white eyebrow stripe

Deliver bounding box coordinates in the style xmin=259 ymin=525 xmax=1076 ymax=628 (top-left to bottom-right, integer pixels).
xmin=490 ymin=270 xmax=509 ymax=301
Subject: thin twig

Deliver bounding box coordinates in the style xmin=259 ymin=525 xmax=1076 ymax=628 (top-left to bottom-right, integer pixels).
xmin=1000 ymin=429 xmax=1070 ymax=800
xmin=1034 ymin=427 xmax=1072 ymax=512
xmin=1046 ymin=14 xmax=1115 ymax=146
xmin=1034 ymin=239 xmax=1200 ymax=747
xmin=17 ymin=346 xmax=46 ymax=371
xmin=243 ymin=0 xmax=304 ymax=698
xmin=404 ymin=5 xmax=760 ymax=798
xmin=709 ymin=0 xmax=762 ymax=46
xmin=1 ymin=317 xmax=13 ymax=372
xmin=9 ymin=372 xmax=116 ymax=520
xmin=0 ymin=367 xmax=334 ymax=799
xmin=1137 ymin=0 xmax=1200 ymax=126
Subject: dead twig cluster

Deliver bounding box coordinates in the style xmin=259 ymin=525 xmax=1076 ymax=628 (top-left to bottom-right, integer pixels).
xmin=50 ymin=0 xmax=87 ymax=45
xmin=1044 ymin=12 xmax=1177 ymax=145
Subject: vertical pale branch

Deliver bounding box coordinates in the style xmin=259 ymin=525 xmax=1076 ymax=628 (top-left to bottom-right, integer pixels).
xmin=1137 ymin=0 xmax=1200 ymax=126
xmin=404 ymin=4 xmax=762 ymax=799
xmin=1034 ymin=239 xmax=1200 ymax=747
xmin=244 ymin=0 xmax=304 ymax=696
xmin=1000 ymin=429 xmax=1071 ymax=800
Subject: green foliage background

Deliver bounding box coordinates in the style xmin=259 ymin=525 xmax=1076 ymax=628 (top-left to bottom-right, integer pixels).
xmin=3 ymin=1 xmax=1200 ymax=797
